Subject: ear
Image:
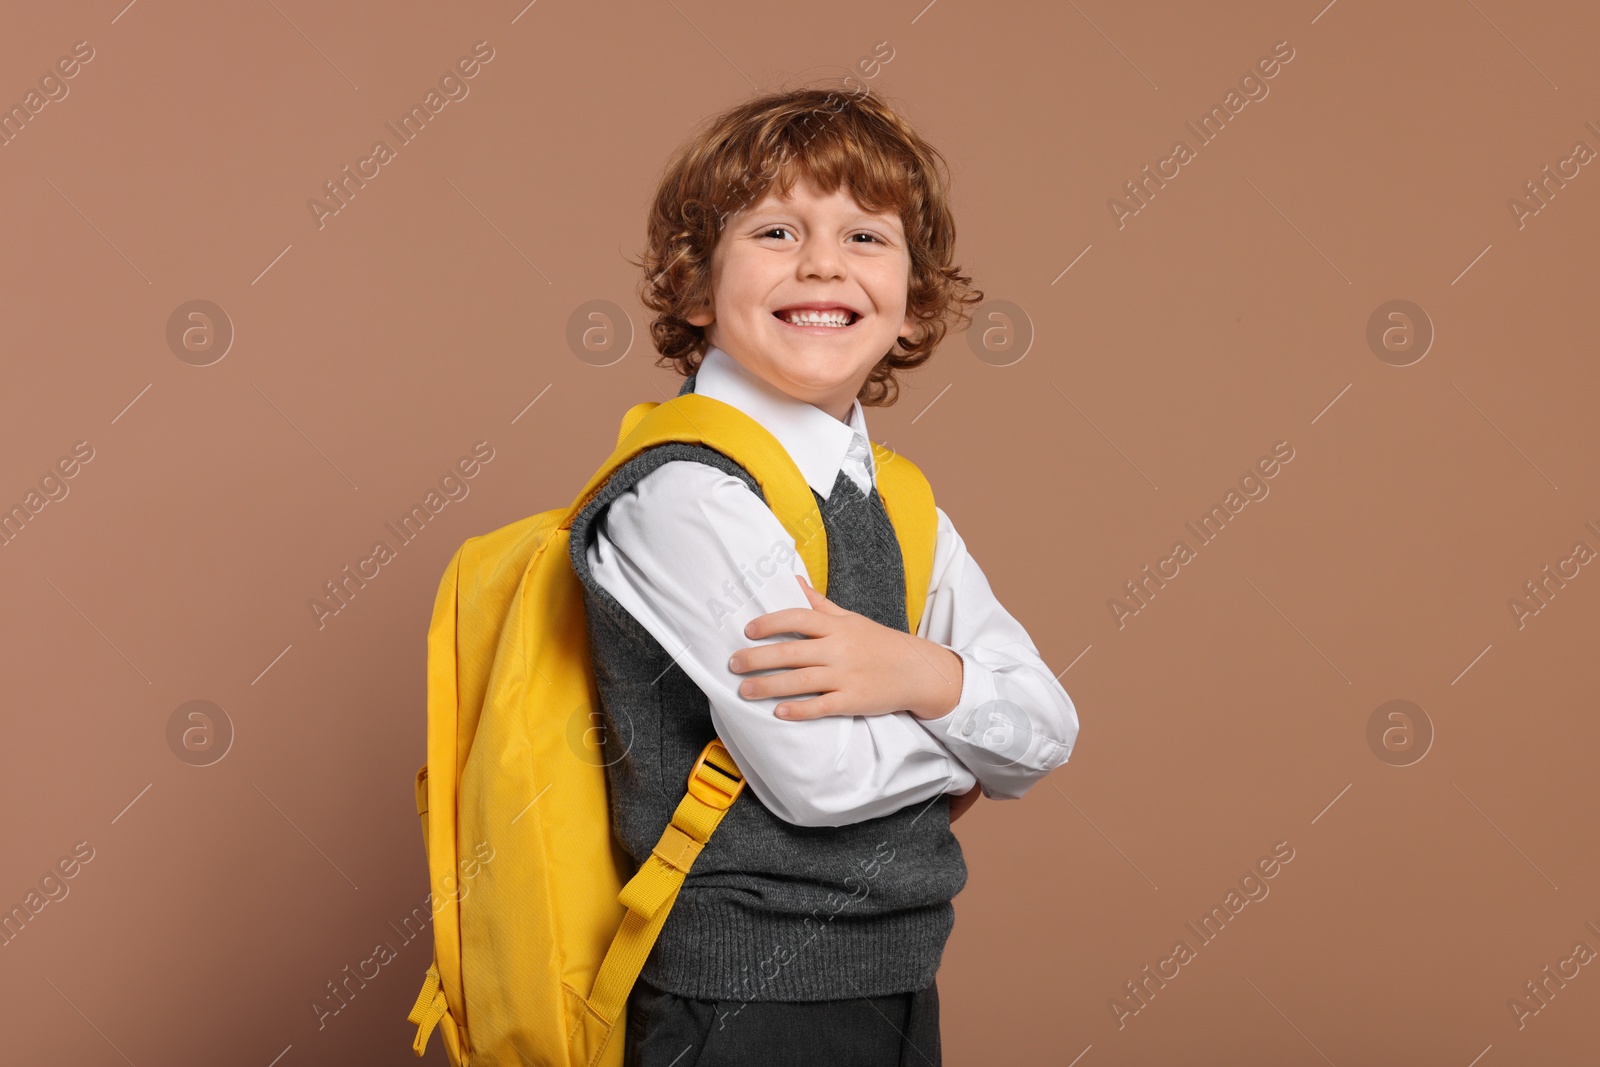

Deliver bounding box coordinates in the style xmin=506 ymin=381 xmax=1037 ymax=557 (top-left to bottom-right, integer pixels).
xmin=899 ymin=312 xmax=917 ymax=340
xmin=687 ymin=300 xmax=713 ymax=328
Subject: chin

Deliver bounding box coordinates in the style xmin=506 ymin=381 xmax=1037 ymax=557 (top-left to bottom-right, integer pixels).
xmin=778 ymin=359 xmax=869 ymax=393
xmin=771 ymin=337 xmax=880 ymax=370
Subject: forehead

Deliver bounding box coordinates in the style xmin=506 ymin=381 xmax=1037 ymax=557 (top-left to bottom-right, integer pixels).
xmin=740 ymin=175 xmax=903 ymax=225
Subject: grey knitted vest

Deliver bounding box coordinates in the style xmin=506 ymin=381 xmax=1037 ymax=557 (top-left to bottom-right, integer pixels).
xmin=565 ymin=372 xmax=968 ymax=1002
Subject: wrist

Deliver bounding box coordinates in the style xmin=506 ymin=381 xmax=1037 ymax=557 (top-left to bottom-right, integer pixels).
xmin=909 ymin=641 xmax=964 ymax=720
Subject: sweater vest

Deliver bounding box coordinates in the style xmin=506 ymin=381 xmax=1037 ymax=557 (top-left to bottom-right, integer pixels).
xmin=564 ymin=373 xmax=968 ymax=1002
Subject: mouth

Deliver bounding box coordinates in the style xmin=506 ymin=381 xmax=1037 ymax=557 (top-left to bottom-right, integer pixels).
xmin=772 ymin=305 xmax=862 ymax=331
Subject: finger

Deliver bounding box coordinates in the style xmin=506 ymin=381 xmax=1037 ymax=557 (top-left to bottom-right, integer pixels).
xmin=778 ymin=697 xmax=906 ymax=720
xmin=949 ymin=787 xmax=981 ymax=823
xmin=728 ymin=638 xmax=817 ymax=675
xmin=744 ymin=608 xmax=830 ymax=640
xmin=773 ymin=693 xmax=840 ymax=720
xmin=737 ymin=666 xmax=830 ymax=702
xmin=796 ymin=576 xmax=846 ymax=615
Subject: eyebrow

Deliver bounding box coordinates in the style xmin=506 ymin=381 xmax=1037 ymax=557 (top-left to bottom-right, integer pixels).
xmin=742 ymin=206 xmax=903 ymax=231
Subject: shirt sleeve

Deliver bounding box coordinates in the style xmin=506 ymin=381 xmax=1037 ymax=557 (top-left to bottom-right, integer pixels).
xmin=585 ymin=459 xmax=977 ymax=828
xmin=910 ymin=505 xmax=1080 ymax=799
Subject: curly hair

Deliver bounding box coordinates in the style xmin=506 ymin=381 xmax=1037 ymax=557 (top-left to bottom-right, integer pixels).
xmin=630 ymin=83 xmax=983 ymax=407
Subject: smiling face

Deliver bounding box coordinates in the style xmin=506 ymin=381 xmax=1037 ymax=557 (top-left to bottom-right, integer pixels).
xmin=686 ymin=173 xmax=917 ymax=421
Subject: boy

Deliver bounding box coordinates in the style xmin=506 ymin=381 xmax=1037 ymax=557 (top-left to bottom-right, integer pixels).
xmin=564 ymin=86 xmax=1079 ymax=1066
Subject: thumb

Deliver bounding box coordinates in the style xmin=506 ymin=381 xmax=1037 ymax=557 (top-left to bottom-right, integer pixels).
xmin=796 ymin=574 xmax=841 ymax=612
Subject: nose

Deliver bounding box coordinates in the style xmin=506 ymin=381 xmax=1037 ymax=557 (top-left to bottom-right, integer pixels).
xmin=797 ymin=235 xmax=846 ymax=282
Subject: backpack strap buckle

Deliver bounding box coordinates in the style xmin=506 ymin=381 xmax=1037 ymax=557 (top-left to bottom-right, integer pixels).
xmin=686 ymin=739 xmax=745 ymax=810
xmin=407 ymin=960 xmax=448 ymax=1056
xmin=594 ymin=736 xmax=749 ymax=1048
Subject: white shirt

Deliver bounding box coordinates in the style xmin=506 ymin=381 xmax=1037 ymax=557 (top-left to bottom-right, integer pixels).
xmin=586 ymin=344 xmax=1079 ymax=827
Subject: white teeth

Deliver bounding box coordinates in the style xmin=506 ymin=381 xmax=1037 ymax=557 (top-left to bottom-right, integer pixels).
xmin=779 ymin=309 xmax=853 ymax=326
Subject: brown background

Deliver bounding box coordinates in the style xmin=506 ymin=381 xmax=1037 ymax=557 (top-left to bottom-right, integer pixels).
xmin=2 ymin=0 xmax=1597 ymax=1064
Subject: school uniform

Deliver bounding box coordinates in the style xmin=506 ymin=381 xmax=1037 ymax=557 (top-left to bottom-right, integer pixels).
xmin=565 ymin=344 xmax=1078 ymax=1065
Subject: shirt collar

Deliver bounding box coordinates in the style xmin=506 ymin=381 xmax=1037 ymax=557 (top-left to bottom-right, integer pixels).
xmin=690 ymin=344 xmax=873 ymax=500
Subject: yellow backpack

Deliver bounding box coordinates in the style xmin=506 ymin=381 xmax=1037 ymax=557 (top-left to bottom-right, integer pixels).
xmin=406 ymin=390 xmax=939 ymax=1066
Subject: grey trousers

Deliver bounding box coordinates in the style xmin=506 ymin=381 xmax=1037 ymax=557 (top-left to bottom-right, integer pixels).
xmin=624 ymin=976 xmax=943 ymax=1067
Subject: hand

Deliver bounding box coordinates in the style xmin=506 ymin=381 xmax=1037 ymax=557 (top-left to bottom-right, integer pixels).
xmin=949 ymin=783 xmax=981 ymax=824
xmin=729 ymin=575 xmax=964 ymax=721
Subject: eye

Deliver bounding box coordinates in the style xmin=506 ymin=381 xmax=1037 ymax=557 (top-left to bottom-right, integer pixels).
xmin=850 ymin=232 xmax=886 ymax=244
xmin=758 ymin=226 xmax=795 ymax=240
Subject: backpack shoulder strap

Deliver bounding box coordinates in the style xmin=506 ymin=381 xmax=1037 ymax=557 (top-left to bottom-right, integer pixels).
xmin=576 ymin=738 xmax=744 ymax=1060
xmin=870 ymin=441 xmax=937 ymax=637
xmin=584 ymin=394 xmax=938 ymax=626
xmin=566 ymin=393 xmax=832 ymax=597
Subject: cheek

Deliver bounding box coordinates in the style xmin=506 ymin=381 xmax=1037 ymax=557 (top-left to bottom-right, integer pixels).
xmin=866 ymin=257 xmax=911 ymax=303
xmin=717 ymin=266 xmax=769 ymax=317
xmin=867 ymin=276 xmax=910 ymax=314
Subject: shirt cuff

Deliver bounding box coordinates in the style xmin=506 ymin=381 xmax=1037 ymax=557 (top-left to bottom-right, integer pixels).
xmin=915 ymin=644 xmax=1071 ymax=798
xmin=915 ymin=645 xmax=997 ymax=744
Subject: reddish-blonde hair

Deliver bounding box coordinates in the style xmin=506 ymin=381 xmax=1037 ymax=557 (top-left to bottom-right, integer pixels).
xmin=631 ymin=84 xmax=983 ymax=407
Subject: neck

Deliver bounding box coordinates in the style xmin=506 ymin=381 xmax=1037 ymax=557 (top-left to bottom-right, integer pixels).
xmin=820 ymin=379 xmax=866 ymax=424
